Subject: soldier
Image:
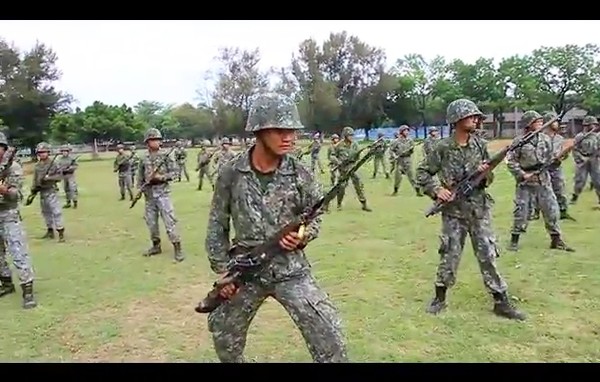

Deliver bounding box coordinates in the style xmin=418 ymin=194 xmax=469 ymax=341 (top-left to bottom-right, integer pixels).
xmin=327 ymin=134 xmax=340 ymax=186
xmin=130 ymin=144 xmax=139 ymax=185
xmin=137 ymin=128 xmax=184 ymax=262
xmin=113 ymin=144 xmax=134 ymax=201
xmin=570 ymin=116 xmax=600 ymax=204
xmin=371 ymin=132 xmax=389 ymax=179
xmin=32 ymin=142 xmax=66 ymax=242
xmin=389 ymin=125 xmax=421 ymax=196
xmin=389 ymin=131 xmax=399 ymax=173
xmin=205 ymin=92 xmax=348 ymax=363
xmin=212 ymin=137 xmax=236 ymax=178
xmin=0 ymin=132 xmax=37 ymax=309
xmin=58 ymin=145 xmax=79 ymax=209
xmin=330 ymin=126 xmax=372 ymax=211
xmin=422 ymin=126 xmax=440 ymax=158
xmin=416 ymin=98 xmax=525 ymax=321
xmin=308 ymin=133 xmax=325 ymax=175
xmin=506 ymin=111 xmax=573 ymax=252
xmin=174 ymin=140 xmax=189 ymax=182
xmin=196 ymin=142 xmax=214 ymax=191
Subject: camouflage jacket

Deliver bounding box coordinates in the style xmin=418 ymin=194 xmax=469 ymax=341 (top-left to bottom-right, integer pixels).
xmin=309 ymin=140 xmax=321 ymax=157
xmin=0 ymin=161 xmax=24 ymax=209
xmin=213 ymin=149 xmax=236 ymax=174
xmin=130 ymin=153 xmax=140 ymax=173
xmin=422 ymin=136 xmax=440 ymax=158
xmin=136 ymin=149 xmax=177 ymax=193
xmin=113 ymin=152 xmax=133 ymax=174
xmin=544 ymin=132 xmax=568 ymax=165
xmin=32 ymin=157 xmax=63 ymax=191
xmin=573 ymin=131 xmax=599 ymax=164
xmin=506 ymin=132 xmax=553 ymax=184
xmin=416 ymin=133 xmax=494 ymax=219
xmin=57 ymin=155 xmax=79 ymax=176
xmin=327 ymin=144 xmax=339 ymax=167
xmin=389 ymin=137 xmax=414 ymax=161
xmin=174 ymin=147 xmax=187 ymax=163
xmin=372 ymin=139 xmax=388 ymax=157
xmin=205 ymin=150 xmax=322 ymax=280
xmin=331 ymin=140 xmax=360 ymax=170
xmin=196 ymin=148 xmax=212 ymax=168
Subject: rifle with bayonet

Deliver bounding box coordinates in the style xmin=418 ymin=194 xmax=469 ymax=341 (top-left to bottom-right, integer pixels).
xmin=130 ymin=147 xmax=176 ymax=208
xmin=194 ymin=138 xmax=383 ymax=314
xmin=424 ymin=111 xmax=565 ymax=218
xmin=24 ymin=153 xmax=60 ymax=206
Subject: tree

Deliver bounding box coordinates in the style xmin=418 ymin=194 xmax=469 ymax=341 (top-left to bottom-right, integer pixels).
xmin=169 ymin=103 xmax=214 ymax=140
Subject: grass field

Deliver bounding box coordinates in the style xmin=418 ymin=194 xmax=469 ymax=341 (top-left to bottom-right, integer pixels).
xmin=2 ymin=140 xmax=599 ymax=362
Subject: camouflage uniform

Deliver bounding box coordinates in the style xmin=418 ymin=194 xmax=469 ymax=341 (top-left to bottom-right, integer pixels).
xmin=58 ymin=145 xmax=79 ymax=209
xmin=130 ymin=145 xmax=140 ymax=185
xmin=205 ymin=92 xmax=348 ymax=363
xmin=137 ymin=128 xmax=184 ymax=262
xmin=32 ymin=142 xmax=66 ymax=242
xmin=389 ymin=125 xmax=421 ymax=196
xmin=330 ymin=126 xmax=371 ymax=211
xmin=212 ymin=138 xmax=236 ymax=178
xmin=327 ymin=134 xmax=340 ymax=186
xmin=416 ymin=98 xmax=525 ymax=321
xmin=0 ymin=132 xmax=37 ymax=309
xmin=113 ymin=144 xmax=134 ymax=201
xmin=506 ymin=111 xmax=573 ymax=252
xmin=570 ymin=116 xmax=600 ymax=204
xmin=196 ymin=144 xmax=214 ymax=191
xmin=422 ymin=127 xmax=440 ymax=158
xmin=371 ymin=132 xmax=389 ymax=179
xmin=174 ymin=141 xmax=189 ymax=182
xmin=309 ymin=133 xmax=325 ymax=174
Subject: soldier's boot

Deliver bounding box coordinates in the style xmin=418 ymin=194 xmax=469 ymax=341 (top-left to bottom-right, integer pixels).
xmin=392 ymin=186 xmax=398 ymax=196
xmin=57 ymin=228 xmax=65 ymax=243
xmin=361 ymin=201 xmax=372 ymax=212
xmin=508 ymin=234 xmax=519 ymax=251
xmin=143 ymin=239 xmax=162 ymax=257
xmin=119 ymin=194 xmax=125 ymax=201
xmin=426 ymin=286 xmax=447 ymax=315
xmin=550 ymin=234 xmax=575 ymax=252
xmin=589 ymin=183 xmax=594 ymax=191
xmin=0 ymin=276 xmax=16 ymax=298
xmin=559 ymin=209 xmax=575 ymax=221
xmin=73 ymin=200 xmax=78 ymax=209
xmin=337 ymin=202 xmax=342 ymax=211
xmin=21 ymin=282 xmax=37 ymax=309
xmin=173 ymin=242 xmax=185 ymax=263
xmin=570 ymin=194 xmax=578 ymax=205
xmin=415 ymin=187 xmax=423 ymax=197
xmin=41 ymin=228 xmax=54 ymax=239
xmin=385 ymin=173 xmax=390 ymax=179
xmin=492 ymin=292 xmax=526 ymax=321
xmin=63 ymin=201 xmax=71 ymax=208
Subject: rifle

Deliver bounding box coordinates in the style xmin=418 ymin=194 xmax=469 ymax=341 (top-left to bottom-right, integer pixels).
xmin=534 ymin=125 xmax=600 ymax=175
xmin=24 ymin=153 xmax=60 ymax=206
xmin=424 ymin=112 xmax=564 ymax=218
xmin=572 ymin=125 xmax=600 ymax=169
xmin=130 ymin=147 xmax=176 ymax=208
xmin=331 ymin=137 xmax=384 ymax=173
xmin=194 ymin=138 xmax=382 ymax=314
xmin=297 ymin=148 xmax=311 ymax=160
xmin=61 ymin=155 xmax=81 ymax=175
xmin=114 ymin=151 xmax=135 ymax=173
xmin=196 ymin=149 xmax=217 ymax=170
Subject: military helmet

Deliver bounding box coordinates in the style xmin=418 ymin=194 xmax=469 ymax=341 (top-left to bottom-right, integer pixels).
xmin=245 ymin=92 xmax=304 ymax=132
xmin=446 ymin=99 xmax=484 ymax=124
xmin=60 ymin=144 xmax=71 ymax=152
xmin=221 ymin=137 xmax=231 ymax=145
xmin=377 ymin=131 xmax=384 ymax=137
xmin=116 ymin=143 xmax=124 ymax=150
xmin=429 ymin=126 xmax=438 ymax=132
xmin=36 ymin=142 xmax=51 ymax=153
xmin=342 ymin=126 xmax=354 ymax=137
xmin=313 ymin=132 xmax=320 ymax=138
xmin=399 ymin=125 xmax=410 ymax=132
xmin=0 ymin=132 xmax=8 ymax=147
xmin=331 ymin=133 xmax=340 ymax=140
xmin=130 ymin=144 xmax=136 ymax=150
xmin=583 ymin=115 xmax=599 ymax=126
xmin=144 ymin=128 xmax=163 ymax=142
xmin=543 ymin=111 xmax=557 ymax=124
xmin=521 ymin=111 xmax=543 ymax=127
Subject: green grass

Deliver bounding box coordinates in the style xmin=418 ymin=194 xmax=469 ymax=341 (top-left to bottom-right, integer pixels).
xmin=2 ymin=142 xmax=600 ymax=362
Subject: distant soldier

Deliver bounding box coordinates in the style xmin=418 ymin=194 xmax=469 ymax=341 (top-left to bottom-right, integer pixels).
xmin=570 ymin=116 xmax=600 ymax=204
xmin=308 ymin=133 xmax=325 ymax=174
xmin=371 ymin=132 xmax=389 ymax=179
xmin=174 ymin=140 xmax=189 ymax=182
xmin=196 ymin=143 xmax=214 ymax=191
xmin=327 ymin=134 xmax=340 ymax=186
xmin=0 ymin=132 xmax=37 ymax=309
xmin=422 ymin=126 xmax=440 ymax=158
xmin=113 ymin=144 xmax=134 ymax=201
xmin=58 ymin=145 xmax=79 ymax=209
xmin=32 ymin=142 xmax=66 ymax=242
xmin=212 ymin=137 xmax=235 ymax=178
xmin=389 ymin=125 xmax=421 ymax=196
xmin=506 ymin=111 xmax=573 ymax=252
xmin=130 ymin=144 xmax=139 ymax=185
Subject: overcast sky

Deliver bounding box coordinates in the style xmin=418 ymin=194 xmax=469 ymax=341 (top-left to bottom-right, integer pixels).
xmin=2 ymin=20 xmax=599 ymax=108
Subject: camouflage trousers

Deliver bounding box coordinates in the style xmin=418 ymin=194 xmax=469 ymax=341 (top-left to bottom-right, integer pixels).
xmin=143 ymin=192 xmax=180 ymax=243
xmin=336 ymin=169 xmax=366 ymax=205
xmin=198 ymin=166 xmax=213 ymax=189
xmin=573 ymin=159 xmax=600 ymax=196
xmin=328 ymin=165 xmax=338 ymax=187
xmin=393 ymin=157 xmax=417 ymax=189
xmin=436 ymin=211 xmax=507 ymax=294
xmin=62 ymin=175 xmax=78 ymax=202
xmin=372 ymin=155 xmax=388 ymax=177
xmin=310 ymin=155 xmax=324 ymax=174
xmin=529 ymin=166 xmax=569 ymax=214
xmin=130 ymin=171 xmax=136 ymax=186
xmin=208 ymin=273 xmax=348 ymax=363
xmin=511 ymin=180 xmax=560 ymax=235
xmin=39 ymin=190 xmax=64 ymax=230
xmin=118 ymin=173 xmax=133 ymax=199
xmin=0 ymin=209 xmax=34 ymax=285
xmin=177 ymin=161 xmax=189 ymax=182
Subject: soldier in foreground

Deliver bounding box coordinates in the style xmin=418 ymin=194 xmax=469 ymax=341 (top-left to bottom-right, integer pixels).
xmin=416 ymin=98 xmax=525 ymax=321
xmin=331 ymin=126 xmax=372 ymax=211
xmin=371 ymin=131 xmax=389 ymax=179
xmin=308 ymin=133 xmax=325 ymax=175
xmin=137 ymin=128 xmax=184 ymax=262
xmin=205 ymin=92 xmax=347 ymax=363
xmin=390 ymin=125 xmax=421 ymax=196
xmin=506 ymin=111 xmax=573 ymax=252
xmin=58 ymin=145 xmax=79 ymax=209
xmin=327 ymin=133 xmax=340 ymax=186
xmin=0 ymin=133 xmax=37 ymax=309
xmin=32 ymin=142 xmax=66 ymax=242
xmin=174 ymin=140 xmax=189 ymax=182
xmin=129 ymin=144 xmax=139 ymax=185
xmin=196 ymin=143 xmax=214 ymax=191
xmin=422 ymin=126 xmax=440 ymax=158
xmin=113 ymin=144 xmax=134 ymax=201
xmin=570 ymin=116 xmax=600 ymax=205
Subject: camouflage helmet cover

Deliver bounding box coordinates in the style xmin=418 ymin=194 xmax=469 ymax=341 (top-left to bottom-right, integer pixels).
xmin=429 ymin=126 xmax=438 ymax=132
xmin=0 ymin=132 xmax=7 ymax=147
xmin=342 ymin=126 xmax=354 ymax=137
xmin=446 ymin=98 xmax=484 ymax=124
xmin=36 ymin=141 xmax=51 ymax=153
xmin=331 ymin=133 xmax=340 ymax=139
xmin=116 ymin=144 xmax=124 ymax=149
xmin=130 ymin=144 xmax=136 ymax=150
xmin=245 ymin=92 xmax=304 ymax=132
xmin=543 ymin=111 xmax=557 ymax=124
xmin=399 ymin=125 xmax=410 ymax=132
xmin=521 ymin=111 xmax=543 ymax=127
xmin=60 ymin=144 xmax=71 ymax=152
xmin=144 ymin=128 xmax=163 ymax=142
xmin=221 ymin=137 xmax=231 ymax=145
xmin=583 ymin=115 xmax=599 ymax=126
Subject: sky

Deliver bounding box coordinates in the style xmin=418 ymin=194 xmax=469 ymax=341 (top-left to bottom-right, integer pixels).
xmin=2 ymin=20 xmax=600 ymax=108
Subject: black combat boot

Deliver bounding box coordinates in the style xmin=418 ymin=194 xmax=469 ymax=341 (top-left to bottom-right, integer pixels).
xmin=570 ymin=194 xmax=578 ymax=205
xmin=508 ymin=234 xmax=519 ymax=251
xmin=63 ymin=201 xmax=71 ymax=208
xmin=73 ymin=200 xmax=78 ymax=209
xmin=41 ymin=228 xmax=54 ymax=239
xmin=426 ymin=286 xmax=447 ymax=314
xmin=361 ymin=201 xmax=372 ymax=212
xmin=119 ymin=195 xmax=125 ymax=201
xmin=21 ymin=282 xmax=37 ymax=309
xmin=392 ymin=186 xmax=398 ymax=196
xmin=589 ymin=183 xmax=594 ymax=191
xmin=0 ymin=276 xmax=16 ymax=297
xmin=173 ymin=242 xmax=185 ymax=262
xmin=559 ymin=209 xmax=575 ymax=221
xmin=415 ymin=187 xmax=423 ymax=197
xmin=492 ymin=292 xmax=525 ymax=321
xmin=57 ymin=228 xmax=65 ymax=243
xmin=144 ymin=239 xmax=162 ymax=257
xmin=385 ymin=173 xmax=390 ymax=179
xmin=550 ymin=234 xmax=574 ymax=252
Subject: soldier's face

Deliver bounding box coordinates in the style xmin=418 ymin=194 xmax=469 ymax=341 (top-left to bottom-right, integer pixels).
xmin=530 ymin=119 xmax=543 ymax=130
xmin=456 ymin=115 xmax=479 ymax=131
xmin=38 ymin=151 xmax=49 ymax=159
xmin=332 ymin=138 xmax=339 ymax=144
xmin=259 ymin=128 xmax=294 ymax=155
xmin=430 ymin=131 xmax=438 ymax=137
xmin=147 ymin=139 xmax=161 ymax=150
xmin=0 ymin=146 xmax=6 ymax=156
xmin=61 ymin=150 xmax=69 ymax=156
xmin=117 ymin=148 xmax=124 ymax=154
xmin=550 ymin=122 xmax=559 ymax=131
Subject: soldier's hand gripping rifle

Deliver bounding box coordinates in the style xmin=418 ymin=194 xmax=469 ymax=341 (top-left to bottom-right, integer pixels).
xmin=130 ymin=147 xmax=176 ymax=209
xmin=61 ymin=155 xmax=81 ymax=175
xmin=113 ymin=151 xmax=135 ymax=173
xmin=194 ymin=139 xmax=383 ymax=314
xmin=424 ymin=112 xmax=564 ymax=218
xmin=331 ymin=137 xmax=384 ymax=173
xmin=534 ymin=125 xmax=600 ymax=175
xmin=195 ymin=149 xmax=217 ymax=171
xmin=24 ymin=153 xmax=60 ymax=206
